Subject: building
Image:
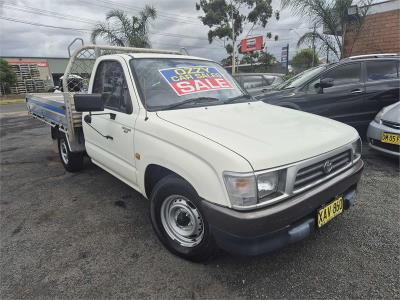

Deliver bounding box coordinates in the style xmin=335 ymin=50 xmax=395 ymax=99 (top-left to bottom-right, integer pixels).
xmin=0 ymin=56 xmax=93 ymax=94
xmin=343 ymin=0 xmax=400 ymax=57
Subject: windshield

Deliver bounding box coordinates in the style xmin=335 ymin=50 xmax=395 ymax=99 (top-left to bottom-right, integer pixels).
xmin=130 ymin=58 xmax=248 ymax=110
xmin=278 ymin=65 xmax=327 ymax=89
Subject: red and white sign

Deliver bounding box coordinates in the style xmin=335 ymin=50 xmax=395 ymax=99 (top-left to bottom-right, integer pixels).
xmin=240 ymin=36 xmax=264 ymax=53
xmin=6 ymin=60 xmax=49 ymax=67
xmin=159 ymin=66 xmax=234 ymax=96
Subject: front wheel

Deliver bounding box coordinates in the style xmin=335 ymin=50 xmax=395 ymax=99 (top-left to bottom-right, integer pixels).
xmin=58 ymin=135 xmax=84 ymax=172
xmin=150 ymin=175 xmax=217 ymax=262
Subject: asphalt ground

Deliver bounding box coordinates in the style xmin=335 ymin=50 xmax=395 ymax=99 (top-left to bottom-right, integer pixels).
xmin=1 ymin=104 xmax=399 ymax=299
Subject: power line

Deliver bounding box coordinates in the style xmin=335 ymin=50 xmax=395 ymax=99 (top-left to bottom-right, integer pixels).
xmin=4 ymin=1 xmax=313 ymax=39
xmin=0 ymin=16 xmax=90 ymax=32
xmin=1 ymin=3 xmax=98 ymax=25
xmin=0 ymin=16 xmax=226 ymax=51
xmin=77 ymin=0 xmax=198 ymax=25
xmin=89 ymin=0 xmax=200 ymax=21
xmin=1 ymin=4 xmax=210 ymax=41
xmin=2 ymin=1 xmax=306 ymax=53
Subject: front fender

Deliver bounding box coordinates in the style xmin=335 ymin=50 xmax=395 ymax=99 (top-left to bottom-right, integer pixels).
xmin=134 ymin=116 xmax=253 ymax=207
xmin=135 ymin=130 xmax=229 ymax=206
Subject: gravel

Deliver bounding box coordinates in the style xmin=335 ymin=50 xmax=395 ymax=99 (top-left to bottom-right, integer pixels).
xmin=1 ymin=112 xmax=399 ymax=299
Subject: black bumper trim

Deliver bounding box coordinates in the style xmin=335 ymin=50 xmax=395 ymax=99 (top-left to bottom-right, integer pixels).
xmin=201 ymin=159 xmax=364 ymax=256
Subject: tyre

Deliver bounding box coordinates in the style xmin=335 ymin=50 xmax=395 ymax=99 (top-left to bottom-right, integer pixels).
xmin=150 ymin=175 xmax=217 ymax=262
xmin=58 ymin=135 xmax=84 ymax=172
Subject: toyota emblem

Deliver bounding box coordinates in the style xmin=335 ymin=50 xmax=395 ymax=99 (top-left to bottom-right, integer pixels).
xmin=323 ymin=160 xmax=333 ymax=174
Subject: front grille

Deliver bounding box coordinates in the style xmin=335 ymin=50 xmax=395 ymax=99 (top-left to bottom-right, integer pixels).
xmin=294 ymin=150 xmax=352 ymax=191
xmin=371 ymin=139 xmax=400 ymax=153
xmin=382 ymin=120 xmax=400 ymax=130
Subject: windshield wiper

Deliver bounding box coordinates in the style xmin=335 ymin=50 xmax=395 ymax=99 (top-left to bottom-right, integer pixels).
xmin=223 ymin=94 xmax=252 ymax=104
xmin=161 ymin=97 xmax=220 ymax=110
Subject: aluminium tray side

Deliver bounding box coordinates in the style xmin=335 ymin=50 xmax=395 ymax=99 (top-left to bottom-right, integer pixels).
xmin=26 ymin=93 xmax=69 ymax=130
xmin=26 ymin=93 xmax=82 ymax=131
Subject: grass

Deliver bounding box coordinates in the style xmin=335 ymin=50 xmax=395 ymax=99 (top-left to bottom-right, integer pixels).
xmin=0 ymin=98 xmax=25 ymax=105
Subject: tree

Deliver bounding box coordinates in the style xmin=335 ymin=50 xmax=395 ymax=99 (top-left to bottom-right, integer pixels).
xmin=240 ymin=51 xmax=276 ymax=66
xmin=91 ymin=6 xmax=157 ymax=48
xmin=282 ymin=0 xmax=372 ymax=59
xmin=291 ymin=49 xmax=320 ymax=71
xmin=258 ymin=51 xmax=277 ymax=66
xmin=0 ymin=59 xmax=17 ymax=95
xmin=196 ymin=0 xmax=279 ymax=69
xmin=221 ymin=56 xmax=233 ymax=66
xmin=240 ymin=52 xmax=260 ymax=64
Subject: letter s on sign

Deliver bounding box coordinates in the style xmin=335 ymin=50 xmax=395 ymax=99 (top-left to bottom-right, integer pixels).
xmin=176 ymin=81 xmax=195 ymax=94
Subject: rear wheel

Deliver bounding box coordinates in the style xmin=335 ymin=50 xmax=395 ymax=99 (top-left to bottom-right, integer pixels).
xmin=58 ymin=135 xmax=84 ymax=172
xmin=150 ymin=175 xmax=217 ymax=262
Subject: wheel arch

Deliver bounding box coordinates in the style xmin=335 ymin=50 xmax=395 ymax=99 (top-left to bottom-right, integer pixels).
xmin=144 ymin=164 xmax=187 ymax=199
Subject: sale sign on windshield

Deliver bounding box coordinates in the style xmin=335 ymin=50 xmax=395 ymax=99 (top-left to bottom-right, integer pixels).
xmin=159 ymin=66 xmax=234 ymax=96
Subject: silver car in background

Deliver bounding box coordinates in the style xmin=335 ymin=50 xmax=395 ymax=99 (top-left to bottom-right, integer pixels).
xmin=367 ymin=102 xmax=400 ymax=157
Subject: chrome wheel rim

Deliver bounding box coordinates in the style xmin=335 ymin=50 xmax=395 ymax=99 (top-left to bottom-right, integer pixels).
xmin=60 ymin=140 xmax=69 ymax=164
xmin=160 ymin=195 xmax=204 ymax=247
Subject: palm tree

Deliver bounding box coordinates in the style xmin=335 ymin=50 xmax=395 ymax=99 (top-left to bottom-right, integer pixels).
xmin=282 ymin=0 xmax=371 ymax=59
xmin=91 ymin=6 xmax=157 ymax=48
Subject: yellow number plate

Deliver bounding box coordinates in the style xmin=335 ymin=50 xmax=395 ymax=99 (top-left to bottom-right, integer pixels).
xmin=317 ymin=196 xmax=344 ymax=228
xmin=381 ymin=133 xmax=400 ymax=145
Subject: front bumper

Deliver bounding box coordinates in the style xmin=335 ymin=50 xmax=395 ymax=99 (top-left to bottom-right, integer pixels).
xmin=367 ymin=120 xmax=400 ymax=157
xmin=201 ymin=159 xmax=364 ymax=256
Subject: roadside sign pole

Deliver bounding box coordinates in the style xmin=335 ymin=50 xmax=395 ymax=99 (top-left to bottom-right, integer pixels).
xmin=281 ymin=44 xmax=289 ymax=74
xmin=231 ymin=8 xmax=236 ymax=75
xmin=286 ymin=43 xmax=289 ymax=74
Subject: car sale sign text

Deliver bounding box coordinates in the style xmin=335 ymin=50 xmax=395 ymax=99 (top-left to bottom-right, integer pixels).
xmin=159 ymin=66 xmax=234 ymax=96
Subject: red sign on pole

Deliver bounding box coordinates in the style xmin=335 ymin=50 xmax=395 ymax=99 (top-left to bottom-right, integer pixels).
xmin=240 ymin=36 xmax=263 ymax=53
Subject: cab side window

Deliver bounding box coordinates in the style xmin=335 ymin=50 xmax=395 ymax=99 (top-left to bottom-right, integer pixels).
xmin=92 ymin=60 xmax=132 ymax=114
xmin=366 ymin=61 xmax=398 ymax=81
xmin=322 ymin=63 xmax=361 ymax=86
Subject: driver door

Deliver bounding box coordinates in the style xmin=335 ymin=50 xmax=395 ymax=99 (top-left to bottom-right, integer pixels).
xmin=304 ymin=62 xmax=366 ymax=128
xmin=83 ymin=59 xmax=139 ymax=186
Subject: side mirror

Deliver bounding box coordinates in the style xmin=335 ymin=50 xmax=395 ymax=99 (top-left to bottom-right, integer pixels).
xmin=74 ymin=94 xmax=104 ymax=112
xmin=318 ymin=77 xmax=334 ymax=89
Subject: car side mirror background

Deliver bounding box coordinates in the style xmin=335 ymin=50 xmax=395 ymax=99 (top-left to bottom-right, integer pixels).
xmin=74 ymin=94 xmax=105 ymax=112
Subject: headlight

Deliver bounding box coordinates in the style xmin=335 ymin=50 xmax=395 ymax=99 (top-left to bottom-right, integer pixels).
xmin=257 ymin=171 xmax=279 ymax=198
xmin=351 ymin=138 xmax=362 ymax=161
xmin=223 ymin=170 xmax=286 ymax=208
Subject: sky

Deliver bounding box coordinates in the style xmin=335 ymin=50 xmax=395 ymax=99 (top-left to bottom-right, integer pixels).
xmin=0 ymin=0 xmax=314 ymax=62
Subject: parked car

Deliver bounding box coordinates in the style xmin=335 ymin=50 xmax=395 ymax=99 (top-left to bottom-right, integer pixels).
xmin=26 ymin=45 xmax=363 ymax=262
xmin=258 ymin=54 xmax=400 ymax=133
xmin=53 ymin=74 xmax=85 ymax=92
xmin=234 ymin=73 xmax=284 ymax=97
xmin=367 ymin=101 xmax=400 ymax=156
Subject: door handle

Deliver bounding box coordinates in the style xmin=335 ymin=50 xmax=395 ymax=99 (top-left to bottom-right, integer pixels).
xmin=121 ymin=126 xmax=131 ymax=133
xmin=350 ymin=89 xmax=363 ymax=94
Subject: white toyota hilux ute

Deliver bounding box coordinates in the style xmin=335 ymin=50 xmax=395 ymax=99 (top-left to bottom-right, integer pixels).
xmin=26 ymin=45 xmax=364 ymax=261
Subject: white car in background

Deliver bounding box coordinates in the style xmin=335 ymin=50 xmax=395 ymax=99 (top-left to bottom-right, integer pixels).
xmin=367 ymin=102 xmax=400 ymax=157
